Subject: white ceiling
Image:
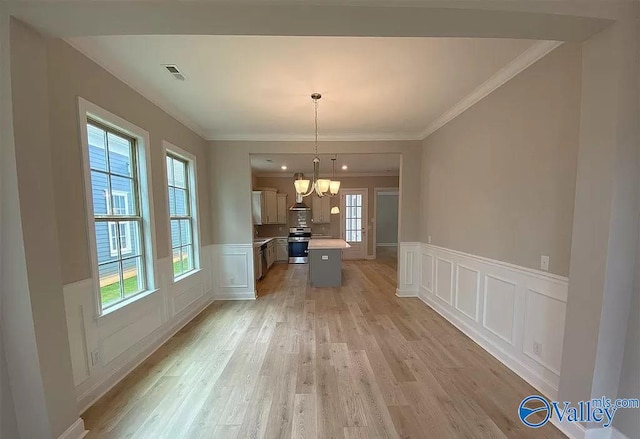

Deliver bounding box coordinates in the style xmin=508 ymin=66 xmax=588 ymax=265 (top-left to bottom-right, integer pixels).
xmin=67 ymin=35 xmax=537 ymax=140
xmin=251 ymin=153 xmax=400 ymax=176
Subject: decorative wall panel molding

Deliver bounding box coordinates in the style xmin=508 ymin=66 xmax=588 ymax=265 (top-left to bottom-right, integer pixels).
xmin=211 ymin=244 xmax=256 ymax=300
xmin=62 ymin=245 xmax=215 ymax=412
xmin=397 ymin=242 xmax=420 ymax=297
xmin=413 ymin=244 xmax=568 ymax=400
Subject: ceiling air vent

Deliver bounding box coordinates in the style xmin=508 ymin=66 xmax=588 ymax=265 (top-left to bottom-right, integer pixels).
xmin=163 ymin=64 xmax=186 ymax=81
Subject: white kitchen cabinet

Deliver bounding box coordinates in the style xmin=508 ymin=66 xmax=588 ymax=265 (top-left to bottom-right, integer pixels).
xmin=276 ymin=238 xmax=288 ymax=261
xmin=266 ymin=240 xmax=276 ymax=269
xmin=252 ymin=189 xmax=279 ymax=225
xmin=312 ymin=196 xmax=332 ymax=224
xmin=276 ymin=194 xmax=288 ymax=224
xmin=264 ymin=190 xmax=278 ymax=224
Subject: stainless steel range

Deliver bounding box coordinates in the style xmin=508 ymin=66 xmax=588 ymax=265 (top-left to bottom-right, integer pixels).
xmin=288 ymin=227 xmax=311 ymax=264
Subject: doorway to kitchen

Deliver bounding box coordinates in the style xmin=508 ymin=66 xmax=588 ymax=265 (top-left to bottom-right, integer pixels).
xmin=340 ymin=188 xmax=368 ymax=260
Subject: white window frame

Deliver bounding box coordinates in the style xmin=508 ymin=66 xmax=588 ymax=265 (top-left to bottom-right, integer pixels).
xmin=162 ymin=140 xmax=201 ymax=282
xmin=78 ymin=97 xmax=158 ymax=317
xmin=106 ymin=190 xmax=133 ymax=256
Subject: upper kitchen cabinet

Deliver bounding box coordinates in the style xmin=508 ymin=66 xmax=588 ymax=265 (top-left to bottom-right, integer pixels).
xmin=312 ymin=196 xmax=332 ymax=224
xmin=276 ymin=193 xmax=288 ymax=224
xmin=253 ymin=189 xmax=287 ymax=225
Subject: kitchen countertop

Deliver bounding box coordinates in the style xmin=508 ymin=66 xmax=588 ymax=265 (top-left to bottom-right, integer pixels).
xmin=308 ymin=239 xmax=351 ymax=250
xmin=253 ymin=236 xmax=288 ymax=248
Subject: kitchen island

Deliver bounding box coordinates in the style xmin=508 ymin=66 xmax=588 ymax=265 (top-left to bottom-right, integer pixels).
xmin=308 ymin=239 xmax=350 ymax=287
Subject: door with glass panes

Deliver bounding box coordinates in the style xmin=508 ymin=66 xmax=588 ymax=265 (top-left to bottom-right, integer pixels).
xmin=340 ymin=189 xmax=368 ymax=259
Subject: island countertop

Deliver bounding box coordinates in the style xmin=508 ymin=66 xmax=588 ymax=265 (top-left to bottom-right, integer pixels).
xmin=308 ymin=239 xmax=351 ymax=250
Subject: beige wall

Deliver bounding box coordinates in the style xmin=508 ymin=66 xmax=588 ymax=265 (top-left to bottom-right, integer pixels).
xmin=209 ymin=141 xmax=421 ymax=248
xmin=9 ymin=19 xmax=80 ymax=437
xmin=46 ymin=39 xmax=212 ymax=284
xmin=421 ymin=43 xmax=582 ymax=276
xmin=255 ymin=175 xmax=399 ymax=256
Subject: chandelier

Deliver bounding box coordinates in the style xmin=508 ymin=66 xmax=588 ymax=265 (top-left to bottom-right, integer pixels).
xmin=294 ymin=93 xmax=341 ymax=198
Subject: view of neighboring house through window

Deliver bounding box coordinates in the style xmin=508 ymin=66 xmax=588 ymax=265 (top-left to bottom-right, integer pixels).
xmin=87 ymin=121 xmax=146 ymax=309
xmin=167 ymin=153 xmax=196 ymax=278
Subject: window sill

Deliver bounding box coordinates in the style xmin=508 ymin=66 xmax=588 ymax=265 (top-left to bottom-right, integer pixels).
xmin=172 ymin=268 xmax=202 ymax=284
xmin=98 ymin=287 xmax=160 ymax=319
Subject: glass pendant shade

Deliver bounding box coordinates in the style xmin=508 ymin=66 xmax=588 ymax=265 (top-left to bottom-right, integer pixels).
xmin=331 ymin=206 xmax=340 ymax=214
xmin=329 ymin=180 xmax=341 ymax=195
xmin=294 ymin=179 xmax=310 ymax=194
xmin=316 ymin=179 xmax=331 ymax=195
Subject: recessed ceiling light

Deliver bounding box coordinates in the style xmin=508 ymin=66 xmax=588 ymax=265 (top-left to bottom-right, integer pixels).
xmin=341 ymin=165 xmax=348 ymax=170
xmin=281 ymin=165 xmax=287 ymax=170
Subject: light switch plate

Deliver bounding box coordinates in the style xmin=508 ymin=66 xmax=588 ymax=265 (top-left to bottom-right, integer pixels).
xmin=540 ymin=255 xmax=549 ymax=271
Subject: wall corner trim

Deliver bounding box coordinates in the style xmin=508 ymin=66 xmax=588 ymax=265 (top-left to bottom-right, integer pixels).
xmin=57 ymin=418 xmax=88 ymax=439
xmin=418 ymin=40 xmax=563 ymax=139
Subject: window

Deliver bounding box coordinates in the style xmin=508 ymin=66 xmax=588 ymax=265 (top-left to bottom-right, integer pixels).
xmin=166 ymin=152 xmax=197 ymax=279
xmin=86 ymin=120 xmax=147 ymax=310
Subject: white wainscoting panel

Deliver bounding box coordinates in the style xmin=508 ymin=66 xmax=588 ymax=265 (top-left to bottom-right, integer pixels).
xmin=420 ymin=252 xmax=434 ymax=293
xmin=212 ymin=244 xmax=256 ymax=300
xmin=435 ymin=257 xmax=454 ymax=305
xmin=397 ymin=242 xmax=420 ymax=297
xmin=455 ymin=264 xmax=480 ymax=322
xmin=483 ymin=274 xmax=516 ymax=345
xmin=62 ymin=245 xmax=215 ymax=413
xmin=414 ymin=244 xmax=568 ymax=400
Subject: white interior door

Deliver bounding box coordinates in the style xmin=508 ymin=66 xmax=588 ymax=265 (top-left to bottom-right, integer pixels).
xmin=341 ymin=189 xmax=368 ymax=259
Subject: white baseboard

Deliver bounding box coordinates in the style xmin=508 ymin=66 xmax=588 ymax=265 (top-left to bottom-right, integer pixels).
xmin=365 ymin=255 xmax=375 ymax=260
xmin=213 ymin=291 xmax=256 ymax=300
xmin=551 ymin=417 xmax=586 ymax=439
xmin=57 ymin=418 xmax=88 ymax=439
xmin=77 ymin=297 xmax=213 ymax=413
xmin=610 ymin=427 xmax=631 ymax=439
xmin=395 ymin=288 xmax=418 ymax=298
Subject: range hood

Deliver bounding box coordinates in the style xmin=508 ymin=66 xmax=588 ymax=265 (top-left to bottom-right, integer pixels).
xmin=289 ymin=193 xmax=310 ymax=211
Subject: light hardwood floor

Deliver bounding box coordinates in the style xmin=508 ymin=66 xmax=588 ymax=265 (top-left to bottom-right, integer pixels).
xmin=83 ymin=258 xmax=565 ymax=438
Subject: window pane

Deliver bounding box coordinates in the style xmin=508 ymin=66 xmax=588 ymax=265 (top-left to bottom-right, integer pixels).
xmin=88 ymin=125 xmax=107 ymax=171
xmin=174 ymin=188 xmax=188 ymax=216
xmin=172 ymin=248 xmax=182 ymax=277
xmin=170 ymin=219 xmax=181 ymax=248
xmin=90 ymin=171 xmax=109 ymax=215
xmin=118 ymin=220 xmax=141 ymax=256
xmin=99 ymin=262 xmax=122 ymax=307
xmin=182 ymin=245 xmax=193 ymax=273
xmin=110 ymin=176 xmax=135 ymax=215
xmin=96 ymin=222 xmax=118 ymax=262
xmin=180 ymin=219 xmax=192 ymax=246
xmin=168 ymin=187 xmax=176 ymax=216
xmin=173 ymin=159 xmax=186 ymax=188
xmin=106 ymin=132 xmax=133 ymax=177
xmin=123 ymin=257 xmax=144 ymax=297
xmin=166 ymin=156 xmax=174 ymax=186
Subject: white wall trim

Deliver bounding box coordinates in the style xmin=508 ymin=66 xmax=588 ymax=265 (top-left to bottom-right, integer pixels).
xmin=418 ymin=40 xmax=563 ymax=139
xmin=76 ymin=294 xmax=212 ymax=413
xmin=406 ymin=243 xmax=568 ymax=402
xmin=212 ymin=243 xmax=257 ymax=300
xmin=57 ymin=418 xmax=88 ymax=439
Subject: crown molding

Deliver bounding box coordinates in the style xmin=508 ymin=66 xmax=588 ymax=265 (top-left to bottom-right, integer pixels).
xmin=65 ymin=39 xmax=209 ymax=141
xmin=205 ymin=132 xmax=422 ymax=142
xmin=254 ymin=172 xmax=399 ymax=178
xmin=418 ymin=40 xmax=563 ymax=140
